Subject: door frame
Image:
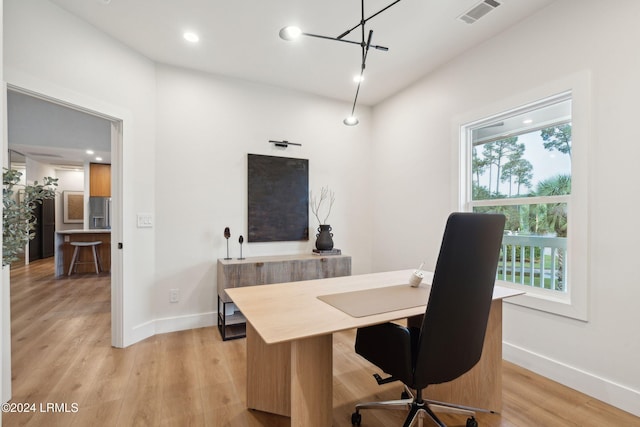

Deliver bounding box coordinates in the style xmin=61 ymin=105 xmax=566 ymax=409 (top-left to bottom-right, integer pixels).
xmin=6 ymin=83 xmax=125 ymax=347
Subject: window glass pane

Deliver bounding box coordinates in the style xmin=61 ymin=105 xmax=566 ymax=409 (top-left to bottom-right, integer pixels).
xmin=472 ymin=202 xmax=568 ymax=237
xmin=471 ymin=100 xmax=572 ymax=201
xmin=472 ymin=203 xmax=567 ymax=292
xmin=467 ymin=96 xmax=572 ymax=294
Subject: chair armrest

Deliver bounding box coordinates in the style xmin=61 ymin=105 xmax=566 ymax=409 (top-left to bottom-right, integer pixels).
xmin=355 ymin=323 xmax=415 ymax=384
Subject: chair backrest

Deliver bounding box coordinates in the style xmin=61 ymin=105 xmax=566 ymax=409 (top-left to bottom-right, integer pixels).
xmin=413 ymin=212 xmax=505 ymax=387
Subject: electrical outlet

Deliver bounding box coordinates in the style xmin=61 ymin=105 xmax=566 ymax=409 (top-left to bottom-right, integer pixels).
xmin=170 ymin=289 xmax=179 ymax=303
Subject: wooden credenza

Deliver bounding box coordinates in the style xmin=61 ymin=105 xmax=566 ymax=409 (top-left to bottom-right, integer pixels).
xmin=217 ymin=254 xmax=352 ymax=340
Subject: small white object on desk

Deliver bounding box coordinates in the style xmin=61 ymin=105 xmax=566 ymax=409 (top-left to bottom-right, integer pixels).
xmin=409 ymin=261 xmax=425 ymax=287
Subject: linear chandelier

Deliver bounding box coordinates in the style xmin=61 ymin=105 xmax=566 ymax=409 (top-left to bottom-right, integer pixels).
xmin=279 ymin=0 xmax=403 ymax=126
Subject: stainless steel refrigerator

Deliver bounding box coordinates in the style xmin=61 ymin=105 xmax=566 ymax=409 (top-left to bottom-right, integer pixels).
xmin=89 ymin=196 xmax=111 ymax=229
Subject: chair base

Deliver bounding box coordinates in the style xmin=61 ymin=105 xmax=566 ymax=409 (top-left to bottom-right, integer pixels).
xmin=351 ymin=386 xmax=485 ymax=427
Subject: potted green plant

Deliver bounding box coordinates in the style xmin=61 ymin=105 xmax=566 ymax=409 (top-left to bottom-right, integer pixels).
xmin=3 ymin=168 xmax=58 ymax=267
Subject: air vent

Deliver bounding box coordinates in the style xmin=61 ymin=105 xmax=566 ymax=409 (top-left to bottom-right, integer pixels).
xmin=26 ymin=152 xmax=63 ymax=158
xmin=458 ymin=0 xmax=501 ymax=24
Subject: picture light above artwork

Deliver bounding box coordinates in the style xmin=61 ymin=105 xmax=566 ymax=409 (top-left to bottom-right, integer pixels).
xmin=269 ymin=140 xmax=302 ymax=148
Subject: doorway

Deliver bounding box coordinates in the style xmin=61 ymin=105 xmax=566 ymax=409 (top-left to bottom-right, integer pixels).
xmin=6 ymin=86 xmax=123 ymax=347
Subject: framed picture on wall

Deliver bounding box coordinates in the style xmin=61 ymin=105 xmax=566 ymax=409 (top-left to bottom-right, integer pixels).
xmin=248 ymin=154 xmax=309 ymax=242
xmin=63 ymin=191 xmax=84 ymax=223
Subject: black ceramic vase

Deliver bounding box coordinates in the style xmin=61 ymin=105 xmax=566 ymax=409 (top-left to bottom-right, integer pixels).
xmin=315 ymin=224 xmax=334 ymax=251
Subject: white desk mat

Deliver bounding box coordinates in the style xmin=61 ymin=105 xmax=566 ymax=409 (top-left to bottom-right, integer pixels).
xmin=317 ymin=284 xmax=429 ymax=318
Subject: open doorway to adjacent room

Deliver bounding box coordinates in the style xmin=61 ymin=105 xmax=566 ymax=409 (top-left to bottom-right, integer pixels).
xmin=5 ymin=86 xmax=123 ymax=351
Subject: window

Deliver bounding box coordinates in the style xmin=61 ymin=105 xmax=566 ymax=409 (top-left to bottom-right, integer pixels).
xmin=457 ymin=73 xmax=590 ymax=320
xmin=471 ymin=94 xmax=571 ymax=292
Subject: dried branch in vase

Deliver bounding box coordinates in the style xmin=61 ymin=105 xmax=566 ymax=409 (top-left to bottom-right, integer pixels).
xmin=310 ymin=186 xmax=335 ymax=225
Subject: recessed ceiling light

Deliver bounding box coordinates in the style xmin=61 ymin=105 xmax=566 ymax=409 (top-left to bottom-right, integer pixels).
xmin=279 ymin=26 xmax=302 ymax=41
xmin=183 ymin=32 xmax=200 ymax=43
xmin=523 ymin=119 xmax=533 ymax=124
xmin=95 ymin=157 xmax=103 ymax=162
xmin=353 ymin=75 xmax=364 ymax=83
xmin=86 ymin=150 xmax=94 ymax=155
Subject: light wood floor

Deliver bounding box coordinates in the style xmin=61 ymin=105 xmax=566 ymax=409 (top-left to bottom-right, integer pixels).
xmin=4 ymin=258 xmax=639 ymax=427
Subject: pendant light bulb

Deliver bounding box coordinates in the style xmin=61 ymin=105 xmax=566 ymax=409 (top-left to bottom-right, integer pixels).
xmin=343 ymin=116 xmax=359 ymax=126
xmin=279 ymin=26 xmax=302 ymax=41
xmin=183 ymin=32 xmax=200 ymax=43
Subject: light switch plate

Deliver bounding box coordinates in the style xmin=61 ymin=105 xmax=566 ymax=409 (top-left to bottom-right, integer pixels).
xmin=137 ymin=213 xmax=153 ymax=228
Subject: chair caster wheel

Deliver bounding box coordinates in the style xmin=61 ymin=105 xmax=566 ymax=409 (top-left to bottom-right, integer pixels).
xmin=351 ymin=412 xmax=362 ymax=426
xmin=466 ymin=416 xmax=478 ymax=427
xmin=400 ymin=390 xmax=410 ymax=399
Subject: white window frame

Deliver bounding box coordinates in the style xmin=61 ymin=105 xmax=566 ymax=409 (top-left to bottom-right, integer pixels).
xmin=454 ymin=72 xmax=590 ymax=321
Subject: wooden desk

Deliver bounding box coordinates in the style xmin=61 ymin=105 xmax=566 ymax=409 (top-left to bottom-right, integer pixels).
xmin=226 ymin=269 xmax=522 ymax=427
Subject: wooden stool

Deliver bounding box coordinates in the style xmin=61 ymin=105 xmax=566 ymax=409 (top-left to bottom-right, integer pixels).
xmin=68 ymin=241 xmax=103 ymax=276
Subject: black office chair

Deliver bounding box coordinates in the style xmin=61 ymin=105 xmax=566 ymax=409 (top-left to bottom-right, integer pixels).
xmin=351 ymin=212 xmax=506 ymax=427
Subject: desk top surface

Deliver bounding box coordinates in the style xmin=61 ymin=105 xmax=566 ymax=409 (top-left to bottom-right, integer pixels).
xmin=226 ymin=269 xmax=523 ymax=345
xmin=217 ymin=253 xmax=350 ymax=265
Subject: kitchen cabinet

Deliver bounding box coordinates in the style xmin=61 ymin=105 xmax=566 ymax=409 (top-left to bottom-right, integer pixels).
xmin=89 ymin=163 xmax=111 ymax=197
xmin=29 ymin=198 xmax=55 ymax=261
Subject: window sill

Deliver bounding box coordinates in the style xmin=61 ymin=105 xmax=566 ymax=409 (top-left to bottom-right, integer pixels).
xmin=500 ymin=280 xmax=588 ymax=321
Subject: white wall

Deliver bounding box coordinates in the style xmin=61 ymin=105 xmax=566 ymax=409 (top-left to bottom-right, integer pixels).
xmin=4 ymin=0 xmax=157 ymax=346
xmin=3 ymin=0 xmax=374 ymax=343
xmin=54 ymin=169 xmax=84 ymax=231
xmin=25 ymin=157 xmax=55 ymax=186
xmin=371 ymin=0 xmax=640 ymax=416
xmin=154 ymin=65 xmax=373 ymax=331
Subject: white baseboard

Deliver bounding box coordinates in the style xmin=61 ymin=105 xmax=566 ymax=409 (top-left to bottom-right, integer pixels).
xmin=504 ymin=341 xmax=640 ymax=418
xmin=128 ymin=319 xmax=156 ymax=347
xmin=154 ymin=311 xmax=216 ymax=335
xmin=129 ymin=311 xmax=217 ymax=346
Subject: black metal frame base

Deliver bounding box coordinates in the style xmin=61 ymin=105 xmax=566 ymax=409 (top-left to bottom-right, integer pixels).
xmin=217 ymin=295 xmax=246 ymax=341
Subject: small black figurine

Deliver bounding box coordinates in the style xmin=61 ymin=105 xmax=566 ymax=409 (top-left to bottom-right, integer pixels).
xmin=224 ymin=227 xmax=231 ymax=260
xmin=238 ymin=235 xmax=245 ymax=260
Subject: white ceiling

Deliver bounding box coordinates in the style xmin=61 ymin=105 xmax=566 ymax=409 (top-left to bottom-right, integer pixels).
xmin=10 ymin=0 xmax=559 ymax=167
xmin=8 ymin=90 xmax=111 ymax=167
xmin=49 ymin=0 xmax=558 ymax=106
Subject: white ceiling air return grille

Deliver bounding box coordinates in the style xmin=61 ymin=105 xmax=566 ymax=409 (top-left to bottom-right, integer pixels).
xmin=26 ymin=152 xmax=63 ymax=158
xmin=458 ymin=0 xmax=501 ymax=24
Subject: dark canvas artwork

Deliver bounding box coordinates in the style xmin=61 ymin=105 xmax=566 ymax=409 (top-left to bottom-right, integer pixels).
xmin=248 ymin=154 xmax=309 ymax=242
